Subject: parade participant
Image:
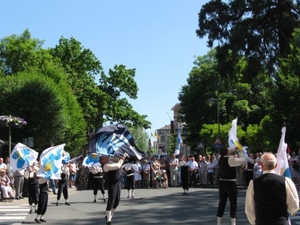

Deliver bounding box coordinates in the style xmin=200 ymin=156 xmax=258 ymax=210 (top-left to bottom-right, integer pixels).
xmin=35 ymin=177 xmax=48 ymax=223
xmin=56 ymin=164 xmax=71 ymax=206
xmin=100 ymin=153 xmax=128 ymax=225
xmin=122 ymin=160 xmax=135 ymax=198
xmin=179 ymin=155 xmax=190 ymax=195
xmin=245 ymin=152 xmax=299 ymax=225
xmin=217 ymin=147 xmax=254 ymax=225
xmin=91 ymin=162 xmax=106 ymax=203
xmin=27 ymin=162 xmax=39 ymax=213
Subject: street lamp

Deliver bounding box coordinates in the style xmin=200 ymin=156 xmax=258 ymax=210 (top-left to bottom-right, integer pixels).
xmin=208 ymin=98 xmax=220 ymax=143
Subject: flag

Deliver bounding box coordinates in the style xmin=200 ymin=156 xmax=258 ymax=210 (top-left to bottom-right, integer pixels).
xmin=89 ymin=124 xmax=146 ymax=161
xmin=62 ymin=151 xmax=71 ymax=164
xmin=82 ymin=153 xmax=100 ymax=167
xmin=10 ymin=142 xmax=38 ymax=171
xmin=175 ymin=125 xmax=182 ymax=155
xmin=228 ymin=118 xmax=243 ymax=150
xmin=37 ymin=144 xmax=66 ymax=179
xmin=274 ymin=125 xmax=291 ymax=178
xmin=153 ymin=131 xmax=158 ymax=139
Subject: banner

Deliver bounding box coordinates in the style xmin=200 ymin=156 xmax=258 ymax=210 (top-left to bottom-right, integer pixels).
xmin=10 ymin=142 xmax=38 ymax=171
xmin=37 ymin=144 xmax=66 ymax=179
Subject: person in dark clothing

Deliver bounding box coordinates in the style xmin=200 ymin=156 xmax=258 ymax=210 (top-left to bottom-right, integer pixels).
xmin=245 ymin=152 xmax=299 ymax=225
xmin=27 ymin=163 xmax=39 ymax=214
xmin=56 ymin=164 xmax=70 ymax=206
xmin=100 ymin=154 xmax=128 ymax=225
xmin=122 ymin=161 xmax=135 ymax=198
xmin=217 ymin=147 xmax=253 ymax=225
xmin=91 ymin=162 xmax=106 ymax=202
xmin=34 ymin=177 xmax=48 ymax=223
xmin=179 ymin=156 xmax=190 ymax=195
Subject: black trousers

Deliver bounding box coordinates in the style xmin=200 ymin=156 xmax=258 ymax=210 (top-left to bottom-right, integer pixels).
xmin=57 ymin=180 xmax=68 ymax=201
xmin=28 ymin=183 xmax=38 ymax=205
xmin=93 ymin=178 xmax=105 ymax=195
xmin=216 ymin=180 xmax=237 ymax=218
xmin=106 ymin=182 xmax=121 ymax=211
xmin=37 ymin=191 xmax=48 ymax=215
xmin=126 ymin=175 xmax=135 ymax=190
xmin=181 ymin=172 xmax=189 ymax=191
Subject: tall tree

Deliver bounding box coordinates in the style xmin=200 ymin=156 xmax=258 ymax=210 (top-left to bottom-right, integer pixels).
xmin=272 ymin=28 xmax=300 ymax=150
xmin=49 ymin=37 xmax=107 ymax=129
xmin=100 ymin=65 xmax=151 ymax=129
xmin=179 ymin=50 xmax=272 ymax=148
xmin=0 ymin=72 xmax=86 ymax=154
xmin=196 ymin=0 xmax=300 ymax=78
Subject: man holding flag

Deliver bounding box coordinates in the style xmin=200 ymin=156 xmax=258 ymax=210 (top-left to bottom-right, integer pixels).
xmin=245 ymin=125 xmax=299 ymax=225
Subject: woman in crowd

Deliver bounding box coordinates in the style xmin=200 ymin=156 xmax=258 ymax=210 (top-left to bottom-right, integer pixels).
xmin=0 ymin=169 xmax=14 ymax=199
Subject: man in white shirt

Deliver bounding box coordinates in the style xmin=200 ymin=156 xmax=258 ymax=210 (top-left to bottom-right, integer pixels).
xmin=188 ymin=156 xmax=198 ymax=187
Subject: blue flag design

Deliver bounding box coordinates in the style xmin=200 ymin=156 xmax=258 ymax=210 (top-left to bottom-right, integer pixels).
xmin=10 ymin=143 xmax=38 ymax=171
xmin=89 ymin=124 xmax=146 ymax=161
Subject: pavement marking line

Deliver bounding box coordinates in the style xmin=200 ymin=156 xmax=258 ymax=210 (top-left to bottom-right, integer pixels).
xmin=0 ymin=217 xmax=26 ymax=220
xmin=0 ymin=209 xmax=29 ymax=212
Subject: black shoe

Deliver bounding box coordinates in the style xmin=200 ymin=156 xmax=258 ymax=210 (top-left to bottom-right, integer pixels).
xmin=65 ymin=202 xmax=70 ymax=206
xmin=56 ymin=202 xmax=58 ymax=206
xmin=29 ymin=209 xmax=32 ymax=214
xmin=35 ymin=209 xmax=38 ymax=213
xmin=105 ymin=216 xmax=107 ymax=222
xmin=34 ymin=218 xmax=41 ymax=223
xmin=39 ymin=219 xmax=47 ymax=222
xmin=93 ymin=199 xmax=96 ymax=203
xmin=103 ymin=198 xmax=106 ymax=203
xmin=15 ymin=198 xmax=20 ymax=200
xmin=106 ymin=222 xmax=111 ymax=225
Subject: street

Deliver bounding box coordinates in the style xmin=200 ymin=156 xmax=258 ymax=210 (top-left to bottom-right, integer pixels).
xmin=1 ymin=187 xmax=300 ymax=225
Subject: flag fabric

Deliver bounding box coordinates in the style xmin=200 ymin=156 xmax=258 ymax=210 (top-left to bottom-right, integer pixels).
xmin=153 ymin=131 xmax=158 ymax=139
xmin=37 ymin=144 xmax=66 ymax=179
xmin=10 ymin=142 xmax=38 ymax=172
xmin=62 ymin=151 xmax=71 ymax=165
xmin=274 ymin=126 xmax=291 ymax=178
xmin=82 ymin=153 xmax=100 ymax=167
xmin=89 ymin=124 xmax=146 ymax=161
xmin=228 ymin=118 xmax=243 ymax=150
xmin=175 ymin=125 xmax=182 ymax=155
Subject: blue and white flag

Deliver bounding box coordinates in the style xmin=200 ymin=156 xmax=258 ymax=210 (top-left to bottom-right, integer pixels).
xmin=37 ymin=144 xmax=66 ymax=179
xmin=62 ymin=151 xmax=71 ymax=165
xmin=10 ymin=143 xmax=38 ymax=172
xmin=66 ymin=155 xmax=82 ymax=164
xmin=89 ymin=124 xmax=146 ymax=161
xmin=175 ymin=124 xmax=182 ymax=155
xmin=82 ymin=153 xmax=100 ymax=167
xmin=274 ymin=125 xmax=290 ymax=178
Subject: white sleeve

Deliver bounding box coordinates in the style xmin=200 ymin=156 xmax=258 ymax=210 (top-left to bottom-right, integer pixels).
xmin=245 ymin=180 xmax=256 ymax=225
xmin=228 ymin=156 xmax=248 ymax=167
xmin=285 ymin=177 xmax=299 ymax=215
xmin=103 ymin=159 xmax=124 ymax=172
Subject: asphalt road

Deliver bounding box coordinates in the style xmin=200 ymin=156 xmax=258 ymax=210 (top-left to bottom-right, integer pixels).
xmin=1 ymin=186 xmax=300 ymax=225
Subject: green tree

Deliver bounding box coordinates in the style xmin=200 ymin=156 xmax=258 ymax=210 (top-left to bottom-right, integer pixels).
xmin=179 ymin=50 xmax=272 ymax=148
xmin=196 ymin=0 xmax=300 ymax=77
xmin=100 ymin=65 xmax=151 ymax=129
xmin=49 ymin=37 xmax=106 ymax=129
xmin=0 ymin=72 xmax=86 ymax=154
xmin=272 ymin=28 xmax=300 ymax=150
xmin=128 ymin=126 xmax=149 ymax=152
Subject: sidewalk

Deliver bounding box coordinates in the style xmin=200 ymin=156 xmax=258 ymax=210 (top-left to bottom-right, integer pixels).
xmin=0 ymin=187 xmax=77 ymax=206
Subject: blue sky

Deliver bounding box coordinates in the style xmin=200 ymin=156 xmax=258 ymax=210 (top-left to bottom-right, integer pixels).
xmin=1 ymin=1 xmax=210 ymax=136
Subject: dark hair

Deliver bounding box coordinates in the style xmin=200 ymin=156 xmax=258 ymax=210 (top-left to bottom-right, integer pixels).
xmin=219 ymin=147 xmax=228 ymax=157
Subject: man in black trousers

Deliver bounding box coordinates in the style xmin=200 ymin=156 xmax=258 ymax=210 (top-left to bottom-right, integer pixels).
xmin=100 ymin=153 xmax=128 ymax=225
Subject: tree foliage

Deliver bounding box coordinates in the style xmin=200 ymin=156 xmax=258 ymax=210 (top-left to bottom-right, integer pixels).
xmin=0 ymin=72 xmax=86 ymax=154
xmin=196 ymin=0 xmax=300 ymax=78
